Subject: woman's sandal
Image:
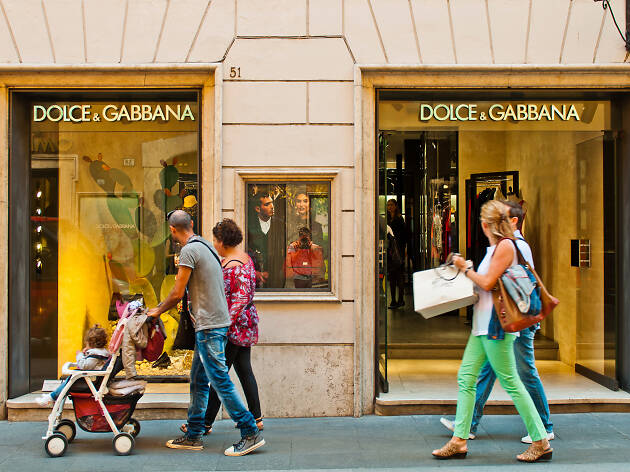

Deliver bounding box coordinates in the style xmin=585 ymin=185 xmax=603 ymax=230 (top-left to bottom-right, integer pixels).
xmin=432 ymin=440 xmax=468 ymax=460
xmin=180 ymin=423 xmax=212 ymax=435
xmin=517 ymin=440 xmax=553 ymax=462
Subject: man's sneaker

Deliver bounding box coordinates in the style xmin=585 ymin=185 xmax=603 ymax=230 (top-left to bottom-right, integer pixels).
xmin=165 ymin=435 xmax=203 ymax=450
xmin=439 ymin=417 xmax=476 ymax=440
xmin=521 ymin=432 xmax=554 ymax=444
xmin=35 ymin=394 xmax=53 ymax=407
xmin=224 ymin=433 xmax=265 ymax=456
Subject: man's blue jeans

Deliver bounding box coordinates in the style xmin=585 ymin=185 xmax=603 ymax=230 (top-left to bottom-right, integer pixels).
xmin=186 ymin=328 xmax=258 ymax=439
xmin=470 ymin=326 xmax=553 ymax=435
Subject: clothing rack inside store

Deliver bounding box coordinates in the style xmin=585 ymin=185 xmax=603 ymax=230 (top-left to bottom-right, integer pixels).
xmin=465 ymin=171 xmax=520 ymax=265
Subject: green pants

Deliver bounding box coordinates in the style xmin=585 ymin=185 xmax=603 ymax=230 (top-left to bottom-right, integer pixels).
xmin=454 ymin=333 xmax=546 ymax=442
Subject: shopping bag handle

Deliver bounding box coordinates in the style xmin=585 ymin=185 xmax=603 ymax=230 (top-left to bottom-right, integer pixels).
xmin=433 ymin=253 xmax=460 ymax=281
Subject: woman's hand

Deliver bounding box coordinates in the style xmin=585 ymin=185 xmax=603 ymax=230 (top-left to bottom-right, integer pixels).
xmin=452 ymin=254 xmax=468 ymax=271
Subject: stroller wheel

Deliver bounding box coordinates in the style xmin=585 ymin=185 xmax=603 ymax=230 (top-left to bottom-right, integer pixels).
xmin=122 ymin=418 xmax=141 ymax=438
xmin=55 ymin=419 xmax=76 ymax=443
xmin=113 ymin=432 xmax=134 ymax=456
xmin=44 ymin=433 xmax=68 ymax=458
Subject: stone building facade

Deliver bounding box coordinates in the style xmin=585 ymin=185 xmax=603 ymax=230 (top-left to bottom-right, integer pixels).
xmin=1 ymin=0 xmax=630 ymax=419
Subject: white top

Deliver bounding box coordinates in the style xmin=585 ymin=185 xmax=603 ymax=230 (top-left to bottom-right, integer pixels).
xmin=259 ymin=217 xmax=271 ymax=235
xmin=514 ymin=230 xmax=534 ymax=269
xmin=472 ymin=241 xmax=519 ymax=337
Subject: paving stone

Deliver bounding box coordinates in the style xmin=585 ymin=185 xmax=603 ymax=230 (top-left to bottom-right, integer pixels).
xmin=3 ymin=414 xmax=630 ymax=470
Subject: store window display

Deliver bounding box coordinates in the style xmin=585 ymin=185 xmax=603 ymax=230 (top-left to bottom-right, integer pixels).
xmin=246 ymin=182 xmax=331 ymax=291
xmin=27 ymin=92 xmax=199 ymax=387
xmin=377 ymin=93 xmax=618 ymax=388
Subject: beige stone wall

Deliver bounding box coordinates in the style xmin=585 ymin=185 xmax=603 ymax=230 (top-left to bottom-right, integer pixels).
xmin=220 ymin=28 xmax=357 ymax=415
xmin=0 ymin=0 xmax=626 ymax=66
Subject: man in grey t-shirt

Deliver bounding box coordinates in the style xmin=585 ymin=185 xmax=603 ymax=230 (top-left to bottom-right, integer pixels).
xmin=178 ymin=234 xmax=230 ymax=331
xmin=148 ymin=211 xmax=264 ymax=456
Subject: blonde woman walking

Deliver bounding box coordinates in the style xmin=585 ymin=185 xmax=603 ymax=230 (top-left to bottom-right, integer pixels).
xmin=431 ymin=200 xmax=552 ymax=463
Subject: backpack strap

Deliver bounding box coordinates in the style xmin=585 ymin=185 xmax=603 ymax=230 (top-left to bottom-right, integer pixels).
xmin=181 ymin=239 xmax=221 ymax=321
xmin=187 ymin=238 xmax=222 ymax=267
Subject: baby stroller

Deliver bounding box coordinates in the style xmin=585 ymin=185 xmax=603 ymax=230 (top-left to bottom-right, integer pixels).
xmin=43 ymin=350 xmax=147 ymax=457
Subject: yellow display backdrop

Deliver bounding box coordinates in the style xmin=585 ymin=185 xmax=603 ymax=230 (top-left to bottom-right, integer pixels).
xmin=30 ymin=98 xmax=199 ymax=377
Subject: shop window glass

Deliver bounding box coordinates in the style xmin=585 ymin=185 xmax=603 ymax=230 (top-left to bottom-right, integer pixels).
xmin=29 ymin=93 xmax=199 ymax=386
xmin=377 ymin=94 xmax=618 ymax=388
xmin=246 ymin=182 xmax=331 ymax=291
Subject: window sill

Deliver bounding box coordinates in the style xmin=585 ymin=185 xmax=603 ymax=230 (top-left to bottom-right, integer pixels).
xmin=253 ymin=293 xmax=342 ymax=303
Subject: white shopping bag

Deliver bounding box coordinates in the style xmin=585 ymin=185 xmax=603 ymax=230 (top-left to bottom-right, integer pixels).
xmin=413 ymin=263 xmax=477 ymax=319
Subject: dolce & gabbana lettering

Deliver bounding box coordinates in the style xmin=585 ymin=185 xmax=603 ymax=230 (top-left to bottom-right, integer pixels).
xmin=101 ymin=104 xmax=195 ymax=122
xmin=488 ymin=103 xmax=580 ymax=121
xmin=33 ymin=104 xmax=92 ymax=122
xmin=418 ymin=102 xmax=582 ymax=122
xmin=420 ymin=103 xmax=478 ymax=121
xmin=32 ymin=103 xmax=195 ymax=123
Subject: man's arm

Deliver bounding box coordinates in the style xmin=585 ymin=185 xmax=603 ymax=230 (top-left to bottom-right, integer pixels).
xmin=147 ymin=266 xmax=192 ymax=318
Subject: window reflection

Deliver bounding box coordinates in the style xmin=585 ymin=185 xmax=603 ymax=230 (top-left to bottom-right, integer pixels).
xmin=29 ymin=95 xmax=199 ymax=384
xmin=246 ymin=182 xmax=331 ymax=291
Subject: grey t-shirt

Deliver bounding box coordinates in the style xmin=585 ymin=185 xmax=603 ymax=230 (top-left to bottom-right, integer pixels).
xmin=178 ymin=235 xmax=230 ymax=331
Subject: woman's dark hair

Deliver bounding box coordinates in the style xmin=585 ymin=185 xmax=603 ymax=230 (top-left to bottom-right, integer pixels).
xmin=387 ymin=198 xmax=402 ymax=218
xmin=298 ymin=226 xmax=312 ymax=238
xmin=86 ymin=324 xmax=108 ymax=349
xmin=502 ymin=200 xmax=525 ymax=227
xmin=212 ymin=218 xmax=243 ymax=247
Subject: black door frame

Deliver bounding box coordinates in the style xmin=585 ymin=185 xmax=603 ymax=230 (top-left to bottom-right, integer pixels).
xmin=8 ymin=93 xmax=31 ymax=398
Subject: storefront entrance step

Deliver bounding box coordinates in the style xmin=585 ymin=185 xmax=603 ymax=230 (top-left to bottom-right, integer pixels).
xmin=386 ymin=344 xmax=559 ymax=360
xmin=386 ymin=338 xmax=560 ymax=360
xmin=7 ymin=386 xmax=191 ymax=422
xmin=375 ymin=402 xmax=630 ymax=416
xmin=376 ymin=359 xmax=630 ymax=416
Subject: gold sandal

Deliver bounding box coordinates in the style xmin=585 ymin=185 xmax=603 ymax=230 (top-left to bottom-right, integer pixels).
xmin=180 ymin=423 xmax=212 ymax=435
xmin=432 ymin=440 xmax=468 ymax=460
xmin=517 ymin=440 xmax=553 ymax=462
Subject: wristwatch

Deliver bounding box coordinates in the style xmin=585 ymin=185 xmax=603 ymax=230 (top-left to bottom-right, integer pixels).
xmin=464 ymin=266 xmax=473 ymax=276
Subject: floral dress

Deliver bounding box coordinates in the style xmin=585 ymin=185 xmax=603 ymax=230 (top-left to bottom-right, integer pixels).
xmin=223 ymin=257 xmax=259 ymax=347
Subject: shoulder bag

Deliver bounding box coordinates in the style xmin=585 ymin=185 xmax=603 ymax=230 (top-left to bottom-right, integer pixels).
xmin=492 ymin=239 xmax=559 ymax=333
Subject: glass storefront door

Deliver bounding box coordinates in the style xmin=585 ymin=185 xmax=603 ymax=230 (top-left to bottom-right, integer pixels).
xmin=376 ymin=91 xmax=621 ymax=392
xmin=377 ymin=131 xmax=389 ymax=392
xmin=11 ymin=91 xmax=201 ymax=394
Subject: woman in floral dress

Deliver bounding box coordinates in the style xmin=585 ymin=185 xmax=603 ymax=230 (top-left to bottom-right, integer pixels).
xmin=180 ymin=218 xmax=263 ymax=435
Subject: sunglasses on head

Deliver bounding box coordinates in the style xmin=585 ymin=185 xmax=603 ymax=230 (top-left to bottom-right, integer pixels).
xmin=166 ymin=210 xmax=176 ymax=221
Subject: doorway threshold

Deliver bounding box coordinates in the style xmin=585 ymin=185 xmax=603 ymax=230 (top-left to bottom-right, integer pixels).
xmin=376 ymin=359 xmax=630 ymax=415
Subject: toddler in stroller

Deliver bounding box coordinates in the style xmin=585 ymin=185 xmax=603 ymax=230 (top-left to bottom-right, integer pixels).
xmin=41 ymin=324 xmax=148 ymax=457
xmin=36 ymin=325 xmax=110 ymax=407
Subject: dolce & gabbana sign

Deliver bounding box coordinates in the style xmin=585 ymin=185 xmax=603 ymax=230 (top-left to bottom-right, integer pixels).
xmin=32 ymin=103 xmax=195 ymax=123
xmin=418 ymin=103 xmax=581 ymax=122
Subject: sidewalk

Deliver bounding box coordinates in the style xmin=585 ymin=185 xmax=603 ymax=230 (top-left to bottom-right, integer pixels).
xmin=2 ymin=414 xmax=630 ymax=471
